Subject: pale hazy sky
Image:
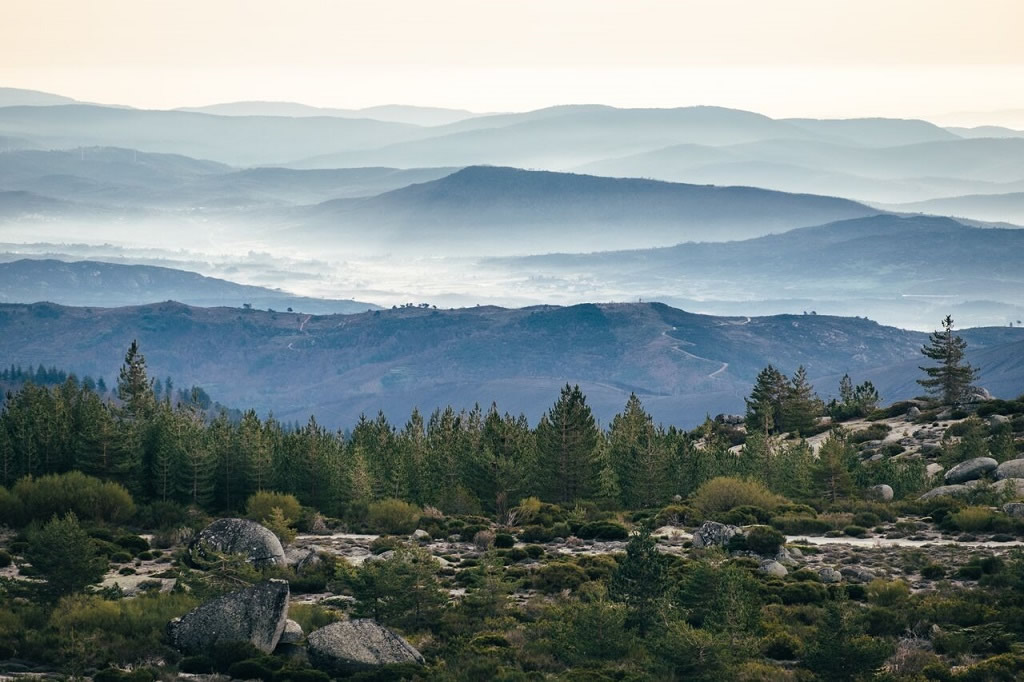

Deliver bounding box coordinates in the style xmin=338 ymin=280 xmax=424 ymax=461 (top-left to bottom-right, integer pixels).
xmin=2 ymin=0 xmax=1023 ymax=120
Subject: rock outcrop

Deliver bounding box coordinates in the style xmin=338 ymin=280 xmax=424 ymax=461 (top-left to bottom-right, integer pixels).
xmin=759 ymin=560 xmax=788 ymax=578
xmin=191 ymin=518 xmax=286 ymax=568
xmin=691 ymin=521 xmax=739 ymax=549
xmin=168 ymin=579 xmax=290 ymax=655
xmin=1003 ymin=502 xmax=1024 ymax=518
xmin=818 ymin=567 xmax=842 ymax=584
xmin=307 ymin=619 xmax=424 ymax=671
xmin=280 ymin=618 xmax=304 ymax=645
xmin=919 ymin=484 xmax=972 ymax=500
xmin=944 ymin=457 xmax=997 ymax=485
xmin=868 ymin=484 xmax=894 ymax=502
xmin=995 ymin=459 xmax=1024 ymax=481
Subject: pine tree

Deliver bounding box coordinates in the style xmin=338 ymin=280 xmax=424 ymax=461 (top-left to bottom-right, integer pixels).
xmin=779 ymin=366 xmax=822 ymax=435
xmin=609 ymin=525 xmax=667 ymax=635
xmin=608 ymin=394 xmax=667 ymax=507
xmin=918 ymin=315 xmax=978 ymax=405
xmin=116 ymin=340 xmax=155 ymax=419
xmin=535 ymin=384 xmax=600 ymax=504
xmin=744 ymin=366 xmax=788 ymax=433
xmin=813 ymin=432 xmax=855 ymax=502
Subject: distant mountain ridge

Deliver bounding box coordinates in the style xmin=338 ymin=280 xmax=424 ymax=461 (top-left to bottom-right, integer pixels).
xmin=288 ymin=165 xmax=880 ymax=253
xmin=0 ymin=299 xmax=1019 ymax=428
xmin=0 ymin=259 xmax=379 ymax=313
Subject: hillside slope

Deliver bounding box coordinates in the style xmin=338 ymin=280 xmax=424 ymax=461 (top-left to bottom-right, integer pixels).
xmin=0 ymin=300 xmax=1019 ymax=428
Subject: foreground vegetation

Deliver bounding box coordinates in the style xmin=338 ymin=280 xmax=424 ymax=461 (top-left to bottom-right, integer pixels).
xmin=1 ymin=336 xmax=1023 ymax=680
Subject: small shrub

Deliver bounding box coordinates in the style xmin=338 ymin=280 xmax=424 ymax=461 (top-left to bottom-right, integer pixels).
xmin=780 ymin=581 xmax=828 ymax=604
xmin=0 ymin=550 xmax=11 ymax=568
xmin=227 ymin=659 xmax=275 ymax=682
xmin=369 ymin=535 xmax=403 ymax=555
xmin=116 ymin=534 xmax=150 ymax=555
xmin=473 ymin=530 xmax=495 ymax=550
xmin=692 ymin=477 xmax=784 ymax=515
xmin=654 ymin=503 xmax=701 ymax=527
xmin=110 ymin=551 xmax=133 ymax=563
xmin=494 ymin=533 xmax=515 ymax=548
xmin=744 ymin=525 xmax=785 ymax=555
xmin=843 ymin=525 xmax=869 ymax=538
xmin=953 ymin=507 xmax=995 ymax=532
xmin=534 ymin=561 xmax=589 ymax=593
xmin=518 ymin=525 xmax=553 ymax=543
xmin=575 ymin=521 xmax=629 ymax=540
xmin=366 ymin=499 xmax=421 ymax=535
xmin=771 ymin=515 xmax=832 ymax=535
xmin=920 ymin=564 xmax=946 ymax=579
xmin=853 ymin=512 xmax=881 ymax=527
xmin=761 ymin=631 xmax=803 ymax=659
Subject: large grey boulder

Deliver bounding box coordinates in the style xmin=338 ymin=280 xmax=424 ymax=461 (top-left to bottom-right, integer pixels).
xmin=280 ymin=618 xmax=304 ymax=644
xmin=191 ymin=518 xmax=286 ymax=568
xmin=691 ymin=521 xmax=739 ymax=549
xmin=840 ymin=566 xmax=875 ymax=584
xmin=168 ymin=579 xmax=289 ymax=655
xmin=926 ymin=463 xmax=945 ymax=479
xmin=993 ymin=478 xmax=1024 ymax=498
xmin=944 ymin=457 xmax=997 ymax=484
xmin=307 ymin=619 xmax=424 ymax=672
xmin=919 ymin=484 xmax=972 ymax=500
xmin=285 ymin=546 xmax=322 ymax=573
xmin=1002 ymin=502 xmax=1024 ymax=518
xmin=867 ymin=484 xmax=894 ymax=502
xmin=995 ymin=459 xmax=1024 ymax=480
xmin=759 ymin=560 xmax=788 ymax=578
xmin=818 ymin=567 xmax=842 ymax=584
xmin=906 ymin=406 xmax=921 ymax=420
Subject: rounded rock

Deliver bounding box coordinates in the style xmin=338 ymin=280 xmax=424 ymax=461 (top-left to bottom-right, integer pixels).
xmin=191 ymin=518 xmax=286 ymax=568
xmin=944 ymin=457 xmax=997 ymax=484
xmin=307 ymin=619 xmax=424 ymax=672
xmin=995 ymin=459 xmax=1024 ymax=481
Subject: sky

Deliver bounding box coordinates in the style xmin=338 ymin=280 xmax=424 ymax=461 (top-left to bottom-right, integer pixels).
xmin=1 ymin=0 xmax=1023 ymax=121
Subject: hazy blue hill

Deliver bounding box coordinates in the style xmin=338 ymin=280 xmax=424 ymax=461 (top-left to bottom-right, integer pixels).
xmin=575 ymin=137 xmax=1024 ymax=203
xmin=178 ymin=101 xmax=482 ymax=126
xmin=0 ymin=87 xmax=77 ymax=107
xmin=493 ymin=215 xmax=1024 ymax=329
xmin=289 ymin=105 xmax=818 ymax=169
xmin=783 ymin=117 xmax=960 ymax=146
xmin=947 ymin=125 xmax=1024 ymax=139
xmin=0 ymin=104 xmax=428 ymax=166
xmin=292 ymin=166 xmax=878 ymax=253
xmin=0 ymin=299 xmax=1019 ymax=427
xmin=0 ymin=147 xmax=458 ymax=208
xmin=887 ymin=192 xmax=1024 ymax=225
xmin=0 ymin=190 xmax=121 ymax=220
xmin=0 ymin=259 xmax=379 ymax=313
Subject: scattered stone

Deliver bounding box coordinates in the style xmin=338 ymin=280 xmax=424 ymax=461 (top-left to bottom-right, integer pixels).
xmin=989 ymin=414 xmax=1011 ymax=427
xmin=691 ymin=521 xmax=740 ymax=549
xmin=775 ymin=546 xmax=798 ymax=567
xmin=1002 ymin=502 xmax=1024 ymax=518
xmin=919 ymin=484 xmax=972 ymax=500
xmin=995 ymin=459 xmax=1024 ymax=480
xmin=867 ymin=484 xmax=894 ymax=502
xmin=760 ymin=560 xmax=788 ymax=578
xmin=411 ymin=529 xmax=431 ymax=541
xmin=944 ymin=457 xmax=997 ymax=484
xmin=818 ymin=567 xmax=842 ymax=584
xmin=307 ymin=619 xmax=424 ymax=672
xmin=840 ymin=566 xmax=875 ymax=584
xmin=966 ymin=387 xmax=993 ymax=403
xmin=926 ymin=463 xmax=945 ymax=479
xmin=191 ymin=518 xmax=286 ymax=568
xmin=993 ymin=478 xmax=1024 ymax=497
xmin=168 ymin=579 xmax=290 ymax=655
xmin=285 ymin=547 xmax=322 ymax=572
xmin=906 ymin=406 xmax=921 ymax=419
xmin=280 ymin=619 xmax=304 ymax=645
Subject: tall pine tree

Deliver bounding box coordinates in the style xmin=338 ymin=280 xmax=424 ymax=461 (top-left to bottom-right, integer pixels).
xmin=918 ymin=315 xmax=978 ymax=405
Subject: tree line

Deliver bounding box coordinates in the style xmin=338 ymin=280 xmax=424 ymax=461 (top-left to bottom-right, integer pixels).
xmin=1 ymin=336 xmax=949 ymax=523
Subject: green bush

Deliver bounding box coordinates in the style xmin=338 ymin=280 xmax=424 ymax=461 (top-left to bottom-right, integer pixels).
xmin=843 ymin=525 xmax=869 ymax=537
xmin=953 ymin=507 xmax=995 ymax=532
xmin=227 ymin=659 xmax=275 ymax=682
xmin=534 ymin=561 xmax=589 ymax=593
xmin=853 ymin=512 xmax=881 ymax=527
xmin=770 ymin=514 xmax=832 ymax=534
xmin=921 ymin=564 xmax=946 ymax=579
xmin=654 ymin=503 xmax=701 ymax=527
xmin=12 ymin=472 xmax=135 ymax=526
xmin=575 ymin=521 xmax=629 ymax=540
xmin=780 ymin=581 xmax=828 ymax=604
xmin=692 ymin=477 xmax=783 ymax=516
xmin=493 ymin=533 xmax=515 ymax=548
xmin=109 ymin=551 xmax=133 ymax=564
xmin=0 ymin=550 xmax=10 ymax=568
xmin=518 ymin=525 xmax=554 ymax=543
xmin=28 ymin=512 xmax=108 ymax=597
xmin=744 ymin=525 xmax=785 ymax=555
xmin=366 ymin=499 xmax=421 ymax=535
xmin=116 ymin=534 xmax=150 ymax=555
xmin=369 ymin=535 xmax=403 ymax=555
xmin=761 ymin=630 xmax=803 ymax=659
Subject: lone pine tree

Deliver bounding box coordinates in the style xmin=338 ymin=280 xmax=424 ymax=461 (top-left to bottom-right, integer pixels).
xmin=918 ymin=315 xmax=978 ymax=405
